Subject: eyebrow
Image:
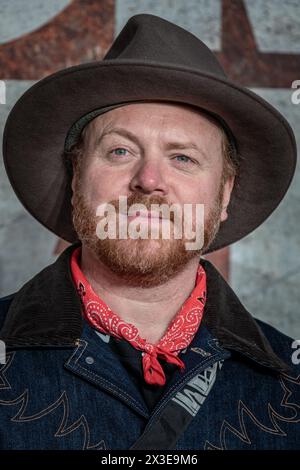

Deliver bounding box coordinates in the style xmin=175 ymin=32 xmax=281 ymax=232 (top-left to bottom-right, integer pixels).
xmin=95 ymin=126 xmax=209 ymax=159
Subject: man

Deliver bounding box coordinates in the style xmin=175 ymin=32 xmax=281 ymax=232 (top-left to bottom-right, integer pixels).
xmin=0 ymin=14 xmax=299 ymax=450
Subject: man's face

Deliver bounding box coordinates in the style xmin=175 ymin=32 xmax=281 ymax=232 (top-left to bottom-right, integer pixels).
xmin=71 ymin=102 xmax=234 ymax=286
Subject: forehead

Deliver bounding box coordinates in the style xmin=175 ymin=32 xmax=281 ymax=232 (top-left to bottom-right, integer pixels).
xmin=83 ymin=102 xmax=223 ymax=141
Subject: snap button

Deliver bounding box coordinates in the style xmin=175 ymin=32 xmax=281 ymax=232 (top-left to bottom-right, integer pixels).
xmin=85 ymin=356 xmax=94 ymax=365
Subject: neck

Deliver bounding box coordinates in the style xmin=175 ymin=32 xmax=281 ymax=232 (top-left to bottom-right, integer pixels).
xmin=80 ymin=244 xmax=201 ymax=344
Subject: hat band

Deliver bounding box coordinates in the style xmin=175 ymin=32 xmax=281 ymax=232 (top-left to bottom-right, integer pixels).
xmin=64 ymin=100 xmax=238 ymax=158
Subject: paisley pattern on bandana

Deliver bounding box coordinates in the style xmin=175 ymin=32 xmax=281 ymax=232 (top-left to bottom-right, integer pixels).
xmin=70 ymin=247 xmax=207 ymax=386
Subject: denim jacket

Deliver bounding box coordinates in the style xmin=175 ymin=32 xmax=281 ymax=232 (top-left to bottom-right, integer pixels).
xmin=0 ymin=242 xmax=299 ymax=450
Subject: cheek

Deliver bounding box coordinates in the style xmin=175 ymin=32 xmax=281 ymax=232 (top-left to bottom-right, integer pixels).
xmin=81 ymin=166 xmax=128 ymax=206
xmin=179 ymin=175 xmax=222 ymax=220
xmin=179 ymin=179 xmax=217 ymax=206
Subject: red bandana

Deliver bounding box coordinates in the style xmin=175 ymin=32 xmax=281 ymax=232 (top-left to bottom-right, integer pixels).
xmin=70 ymin=247 xmax=207 ymax=386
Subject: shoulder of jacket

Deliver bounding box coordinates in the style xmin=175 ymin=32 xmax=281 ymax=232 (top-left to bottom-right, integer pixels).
xmin=0 ymin=293 xmax=16 ymax=330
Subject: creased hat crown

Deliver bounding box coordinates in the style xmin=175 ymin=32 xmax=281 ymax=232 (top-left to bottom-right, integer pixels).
xmin=103 ymin=14 xmax=226 ymax=78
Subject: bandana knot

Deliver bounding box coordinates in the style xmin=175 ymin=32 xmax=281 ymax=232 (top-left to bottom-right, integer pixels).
xmin=70 ymin=247 xmax=207 ymax=386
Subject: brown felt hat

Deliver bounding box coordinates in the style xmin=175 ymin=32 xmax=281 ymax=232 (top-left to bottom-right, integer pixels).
xmin=2 ymin=13 xmax=297 ymax=253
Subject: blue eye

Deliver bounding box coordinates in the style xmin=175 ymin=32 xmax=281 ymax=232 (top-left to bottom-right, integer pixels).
xmin=111 ymin=148 xmax=128 ymax=156
xmin=174 ymin=155 xmax=193 ymax=163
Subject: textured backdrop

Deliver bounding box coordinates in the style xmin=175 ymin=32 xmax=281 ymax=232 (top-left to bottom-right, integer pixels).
xmin=0 ymin=0 xmax=299 ymax=337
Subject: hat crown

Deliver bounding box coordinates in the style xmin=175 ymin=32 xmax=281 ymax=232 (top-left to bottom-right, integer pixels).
xmin=104 ymin=13 xmax=226 ymax=78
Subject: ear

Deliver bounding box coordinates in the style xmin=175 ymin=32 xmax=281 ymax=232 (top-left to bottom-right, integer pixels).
xmin=220 ymin=175 xmax=235 ymax=222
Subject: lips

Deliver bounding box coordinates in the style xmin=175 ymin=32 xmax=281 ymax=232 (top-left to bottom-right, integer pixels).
xmin=119 ymin=210 xmax=163 ymax=220
xmin=135 ymin=211 xmax=162 ymax=219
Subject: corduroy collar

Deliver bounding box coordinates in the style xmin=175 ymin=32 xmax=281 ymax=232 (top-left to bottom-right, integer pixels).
xmin=0 ymin=242 xmax=290 ymax=374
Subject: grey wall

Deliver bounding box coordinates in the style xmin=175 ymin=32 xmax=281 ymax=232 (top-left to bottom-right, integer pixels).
xmin=0 ymin=0 xmax=299 ymax=339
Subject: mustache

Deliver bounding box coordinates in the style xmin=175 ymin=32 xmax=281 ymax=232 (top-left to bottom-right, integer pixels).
xmin=108 ymin=193 xmax=176 ymax=222
xmin=111 ymin=193 xmax=170 ymax=208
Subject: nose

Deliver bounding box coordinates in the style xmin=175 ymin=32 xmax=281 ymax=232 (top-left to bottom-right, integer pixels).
xmin=129 ymin=158 xmax=168 ymax=195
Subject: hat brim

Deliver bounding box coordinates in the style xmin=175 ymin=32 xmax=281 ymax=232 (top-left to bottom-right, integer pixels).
xmin=2 ymin=59 xmax=297 ymax=253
